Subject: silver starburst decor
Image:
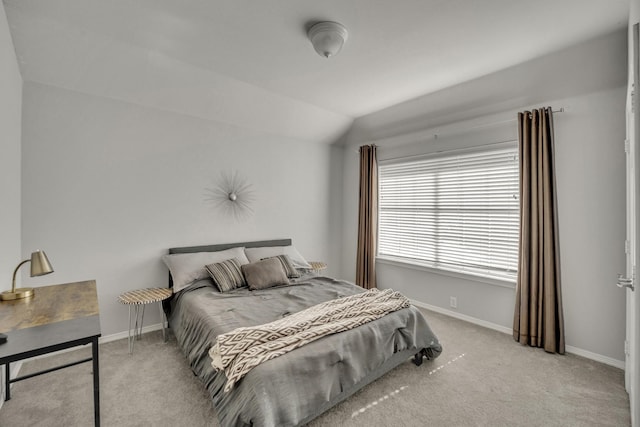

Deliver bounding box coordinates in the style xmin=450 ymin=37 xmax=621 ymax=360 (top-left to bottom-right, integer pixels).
xmin=205 ymin=171 xmax=255 ymax=221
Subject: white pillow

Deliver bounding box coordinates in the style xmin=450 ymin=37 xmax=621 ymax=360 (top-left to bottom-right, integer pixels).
xmin=162 ymin=247 xmax=250 ymax=293
xmin=244 ymin=245 xmax=312 ymax=269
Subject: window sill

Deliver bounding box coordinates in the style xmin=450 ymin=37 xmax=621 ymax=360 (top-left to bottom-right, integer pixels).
xmin=376 ymin=256 xmax=516 ymax=289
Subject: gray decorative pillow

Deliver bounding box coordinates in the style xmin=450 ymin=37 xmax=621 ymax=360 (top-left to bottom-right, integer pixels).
xmin=205 ymin=258 xmax=246 ymax=293
xmin=242 ymin=258 xmax=290 ymax=290
xmin=262 ymin=254 xmax=300 ymax=279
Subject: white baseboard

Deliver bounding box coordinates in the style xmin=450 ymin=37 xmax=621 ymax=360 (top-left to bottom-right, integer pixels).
xmin=411 ymin=299 xmax=512 ymax=334
xmin=411 ymin=299 xmax=625 ymax=370
xmin=99 ymin=322 xmax=165 ymax=344
xmin=564 ymin=345 xmax=625 ymax=370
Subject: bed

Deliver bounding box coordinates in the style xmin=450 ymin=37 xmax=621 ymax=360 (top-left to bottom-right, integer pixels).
xmin=163 ymin=239 xmax=442 ymax=427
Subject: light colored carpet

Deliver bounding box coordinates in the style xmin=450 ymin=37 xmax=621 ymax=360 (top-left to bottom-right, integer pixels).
xmin=0 ymin=309 xmax=630 ymax=427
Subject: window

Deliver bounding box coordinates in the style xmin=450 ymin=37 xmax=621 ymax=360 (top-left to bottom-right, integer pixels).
xmin=378 ymin=143 xmax=519 ymax=282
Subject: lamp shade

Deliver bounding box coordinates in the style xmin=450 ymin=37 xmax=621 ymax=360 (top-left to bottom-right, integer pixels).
xmin=30 ymin=250 xmax=54 ymax=277
xmin=307 ymin=21 xmax=348 ymax=58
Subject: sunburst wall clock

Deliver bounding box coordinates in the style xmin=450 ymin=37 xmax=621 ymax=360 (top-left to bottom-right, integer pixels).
xmin=205 ymin=171 xmax=255 ymax=221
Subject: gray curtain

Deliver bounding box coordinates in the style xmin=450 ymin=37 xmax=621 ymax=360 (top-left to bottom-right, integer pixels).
xmin=356 ymin=145 xmax=378 ymax=289
xmin=513 ymin=108 xmax=565 ymax=354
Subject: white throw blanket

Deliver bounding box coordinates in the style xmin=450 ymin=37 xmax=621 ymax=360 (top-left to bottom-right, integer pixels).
xmin=209 ymin=288 xmax=410 ymax=392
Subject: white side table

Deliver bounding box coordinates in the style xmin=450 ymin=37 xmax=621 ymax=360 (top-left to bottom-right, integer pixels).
xmin=118 ymin=287 xmax=172 ymax=354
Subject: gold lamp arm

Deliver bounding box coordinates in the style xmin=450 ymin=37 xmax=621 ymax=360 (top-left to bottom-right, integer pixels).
xmin=11 ymin=259 xmax=30 ymax=294
xmin=2 ymin=250 xmax=53 ymax=301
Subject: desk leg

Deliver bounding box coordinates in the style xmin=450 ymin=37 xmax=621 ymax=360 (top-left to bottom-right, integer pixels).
xmin=92 ymin=337 xmax=100 ymax=427
xmin=5 ymin=362 xmax=10 ymax=401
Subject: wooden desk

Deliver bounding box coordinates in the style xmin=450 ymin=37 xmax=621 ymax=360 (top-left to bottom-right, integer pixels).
xmin=0 ymin=280 xmax=101 ymax=426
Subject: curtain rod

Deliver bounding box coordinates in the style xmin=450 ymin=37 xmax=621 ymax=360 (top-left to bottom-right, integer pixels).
xmin=447 ymin=107 xmax=565 ymax=138
xmin=427 ymin=107 xmax=565 ymax=140
xmin=357 ymin=106 xmax=565 ymax=151
xmin=378 ymin=139 xmax=519 ymax=163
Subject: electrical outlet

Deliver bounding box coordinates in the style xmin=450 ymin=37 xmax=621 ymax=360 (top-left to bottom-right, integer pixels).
xmin=449 ymin=296 xmax=457 ymax=309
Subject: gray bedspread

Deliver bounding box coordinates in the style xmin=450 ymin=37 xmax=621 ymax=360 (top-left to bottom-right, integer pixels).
xmin=168 ymin=275 xmax=442 ymax=427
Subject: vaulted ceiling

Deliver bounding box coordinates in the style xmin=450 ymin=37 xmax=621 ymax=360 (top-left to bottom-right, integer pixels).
xmin=3 ymin=0 xmax=630 ymax=130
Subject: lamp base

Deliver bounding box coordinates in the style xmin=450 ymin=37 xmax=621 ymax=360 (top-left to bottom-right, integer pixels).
xmin=0 ymin=287 xmax=35 ymax=301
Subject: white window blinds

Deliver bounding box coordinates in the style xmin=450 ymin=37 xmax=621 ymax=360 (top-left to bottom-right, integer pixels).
xmin=378 ymin=144 xmax=519 ymax=282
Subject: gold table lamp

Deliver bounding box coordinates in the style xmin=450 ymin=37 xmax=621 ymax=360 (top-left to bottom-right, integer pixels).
xmin=1 ymin=250 xmax=54 ymax=301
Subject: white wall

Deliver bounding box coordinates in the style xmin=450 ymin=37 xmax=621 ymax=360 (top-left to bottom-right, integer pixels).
xmin=0 ymin=3 xmax=22 ymax=288
xmin=21 ymin=82 xmax=345 ymax=336
xmin=340 ymin=29 xmax=628 ymax=363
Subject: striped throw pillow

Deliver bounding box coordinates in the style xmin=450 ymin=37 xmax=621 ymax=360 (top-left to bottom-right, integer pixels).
xmin=205 ymin=258 xmax=246 ymax=292
xmin=263 ymin=254 xmax=300 ymax=279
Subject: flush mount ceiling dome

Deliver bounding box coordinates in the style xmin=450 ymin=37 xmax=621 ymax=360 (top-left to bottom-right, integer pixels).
xmin=307 ymin=21 xmax=349 ymax=58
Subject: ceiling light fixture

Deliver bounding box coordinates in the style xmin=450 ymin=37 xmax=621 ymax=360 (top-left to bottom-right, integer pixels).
xmin=307 ymin=21 xmax=348 ymax=58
